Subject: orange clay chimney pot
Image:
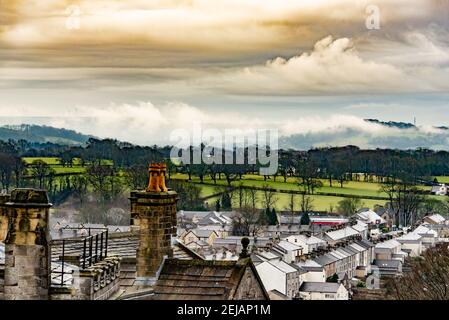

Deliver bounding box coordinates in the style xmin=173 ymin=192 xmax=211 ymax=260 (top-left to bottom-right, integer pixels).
xmin=159 ymin=163 xmax=168 ymax=192
xmin=147 ymin=163 xmax=161 ymax=192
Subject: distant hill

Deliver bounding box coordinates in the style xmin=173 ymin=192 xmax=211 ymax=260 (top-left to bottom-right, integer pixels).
xmin=364 ymin=119 xmax=417 ymax=129
xmin=0 ymin=124 xmax=93 ymax=145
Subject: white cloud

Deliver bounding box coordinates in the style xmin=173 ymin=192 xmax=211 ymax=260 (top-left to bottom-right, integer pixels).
xmin=0 ymin=102 xmax=269 ymax=145
xmin=205 ymin=36 xmax=423 ymax=95
xmin=280 ymin=114 xmax=393 ymax=136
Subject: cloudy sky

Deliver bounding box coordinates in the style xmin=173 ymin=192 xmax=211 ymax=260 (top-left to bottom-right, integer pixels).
xmin=1 ymin=0 xmax=449 ymax=148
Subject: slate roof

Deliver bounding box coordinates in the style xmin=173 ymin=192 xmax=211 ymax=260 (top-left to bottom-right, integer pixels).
xmin=356 ymin=210 xmax=386 ymax=224
xmin=296 ymin=259 xmax=324 ymax=272
xmin=375 ymin=239 xmax=401 ymax=250
xmin=299 ymin=282 xmax=342 ymax=293
xmin=374 ymin=259 xmax=401 ymax=269
xmin=356 ymin=239 xmax=375 ymax=248
xmin=274 ymin=240 xmax=303 ymax=252
xmin=268 ymin=289 xmax=291 ymax=300
xmin=397 ymin=232 xmax=422 ymax=241
xmin=152 ymin=258 xmax=268 ymax=300
xmin=186 ymin=229 xmax=217 ymax=239
xmin=49 ymin=233 xmax=202 ymax=264
xmin=313 ymin=254 xmax=337 ymax=266
xmin=196 ymin=211 xmax=234 ymax=226
xmin=413 ymin=225 xmax=438 ymax=237
xmin=352 ymin=221 xmax=368 ymax=232
xmin=325 ymin=227 xmax=359 ymax=241
xmin=425 ymin=214 xmax=446 ymax=224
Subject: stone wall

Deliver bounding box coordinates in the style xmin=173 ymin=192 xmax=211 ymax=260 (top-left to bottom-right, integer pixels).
xmin=233 ymin=266 xmax=267 ymax=300
xmin=50 ymin=256 xmax=121 ymax=300
xmin=130 ymin=190 xmax=178 ymax=281
xmin=0 ymin=266 xmax=4 ymax=300
xmin=0 ymin=194 xmax=8 ymax=299
xmin=3 ymin=189 xmax=51 ymax=300
xmin=0 ymin=194 xmax=10 ymax=241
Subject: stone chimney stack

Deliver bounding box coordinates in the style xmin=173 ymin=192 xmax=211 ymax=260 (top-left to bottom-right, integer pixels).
xmin=130 ymin=163 xmax=178 ymax=285
xmin=0 ymin=194 xmax=10 ymax=241
xmin=3 ymin=189 xmax=51 ymax=300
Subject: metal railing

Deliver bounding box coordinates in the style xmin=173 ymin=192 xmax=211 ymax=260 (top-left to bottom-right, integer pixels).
xmin=50 ymin=227 xmax=109 ymax=287
xmin=80 ymin=228 xmax=108 ymax=269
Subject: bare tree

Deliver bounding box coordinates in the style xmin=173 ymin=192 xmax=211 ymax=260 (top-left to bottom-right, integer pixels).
xmin=232 ymin=206 xmax=265 ymax=236
xmin=285 ymin=194 xmax=296 ymax=224
xmin=387 ymin=244 xmax=449 ymax=300
xmin=381 ymin=178 xmax=423 ymax=227
xmin=299 ymin=193 xmax=314 ymax=214
xmin=124 ymin=165 xmax=148 ymax=190
xmin=337 ymin=197 xmax=364 ymax=216
xmin=70 ymin=175 xmax=89 ymax=206
xmin=261 ymin=184 xmax=278 ymax=210
xmin=248 ymin=188 xmax=258 ymax=210
xmin=30 ymin=160 xmax=54 ymax=189
xmin=0 ymin=153 xmax=14 ymax=191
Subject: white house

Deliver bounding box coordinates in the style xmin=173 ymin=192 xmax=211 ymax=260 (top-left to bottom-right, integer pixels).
xmin=182 ymin=229 xmax=219 ymax=246
xmin=298 ymin=282 xmax=349 ymax=300
xmin=373 ymin=259 xmax=403 ymax=276
xmin=272 ymin=240 xmax=303 ymax=263
xmin=423 ymin=214 xmax=446 ymax=225
xmin=256 ymin=258 xmax=303 ymax=298
xmin=296 ymin=259 xmax=326 ymax=283
xmin=352 ymin=221 xmax=369 ymax=239
xmin=374 ymin=239 xmax=407 ymax=262
xmin=356 ymin=209 xmax=386 ymax=226
xmin=431 ymin=184 xmax=448 ymax=196
xmin=396 ymin=232 xmax=423 ymax=257
xmin=324 ymin=226 xmax=359 ymax=245
xmin=283 ymin=234 xmax=326 ymax=254
xmin=349 ymin=242 xmax=372 ymax=277
xmin=411 ymin=225 xmax=438 ymax=249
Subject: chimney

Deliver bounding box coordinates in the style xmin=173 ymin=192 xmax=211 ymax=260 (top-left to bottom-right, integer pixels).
xmin=130 ymin=163 xmax=178 ymax=285
xmin=3 ymin=189 xmax=51 ymax=300
xmin=239 ymin=237 xmax=250 ymax=259
xmin=0 ymin=194 xmax=10 ymax=241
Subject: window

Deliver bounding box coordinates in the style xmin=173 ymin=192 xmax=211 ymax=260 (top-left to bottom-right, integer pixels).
xmin=325 ymin=294 xmax=335 ymax=299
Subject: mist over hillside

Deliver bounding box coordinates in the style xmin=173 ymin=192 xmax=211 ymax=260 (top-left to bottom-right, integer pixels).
xmin=0 ymin=124 xmax=93 ymax=145
xmin=280 ymin=119 xmax=449 ymax=150
xmin=2 ymin=119 xmax=449 ymax=151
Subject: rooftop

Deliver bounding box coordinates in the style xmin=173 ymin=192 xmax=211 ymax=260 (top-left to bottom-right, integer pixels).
xmin=299 ymin=282 xmax=342 ymax=293
xmin=152 ymin=258 xmax=267 ymax=300
xmin=325 ymin=226 xmax=359 ymax=241
xmin=375 ymin=239 xmax=401 ymax=249
xmin=397 ymin=232 xmax=422 ymax=241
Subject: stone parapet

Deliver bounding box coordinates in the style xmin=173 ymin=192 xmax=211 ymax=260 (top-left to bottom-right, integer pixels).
xmin=50 ymin=256 xmax=121 ymax=300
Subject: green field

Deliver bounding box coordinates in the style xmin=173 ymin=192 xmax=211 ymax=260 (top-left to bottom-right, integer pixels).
xmin=22 ymin=157 xmax=116 ymax=175
xmin=171 ymin=173 xmax=397 ymax=197
xmin=22 ymin=157 xmax=62 ymax=165
xmin=434 ymin=176 xmax=449 ymax=184
xmin=20 ymin=158 xmax=444 ymax=211
xmin=171 ymin=172 xmax=443 ymax=211
xmin=171 ymin=173 xmax=391 ymax=211
xmin=205 ymin=190 xmax=384 ymax=211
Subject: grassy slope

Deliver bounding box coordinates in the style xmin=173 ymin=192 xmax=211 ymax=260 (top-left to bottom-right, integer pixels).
xmin=21 ymin=158 xmax=440 ymax=211
xmin=171 ymin=173 xmax=439 ymax=211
